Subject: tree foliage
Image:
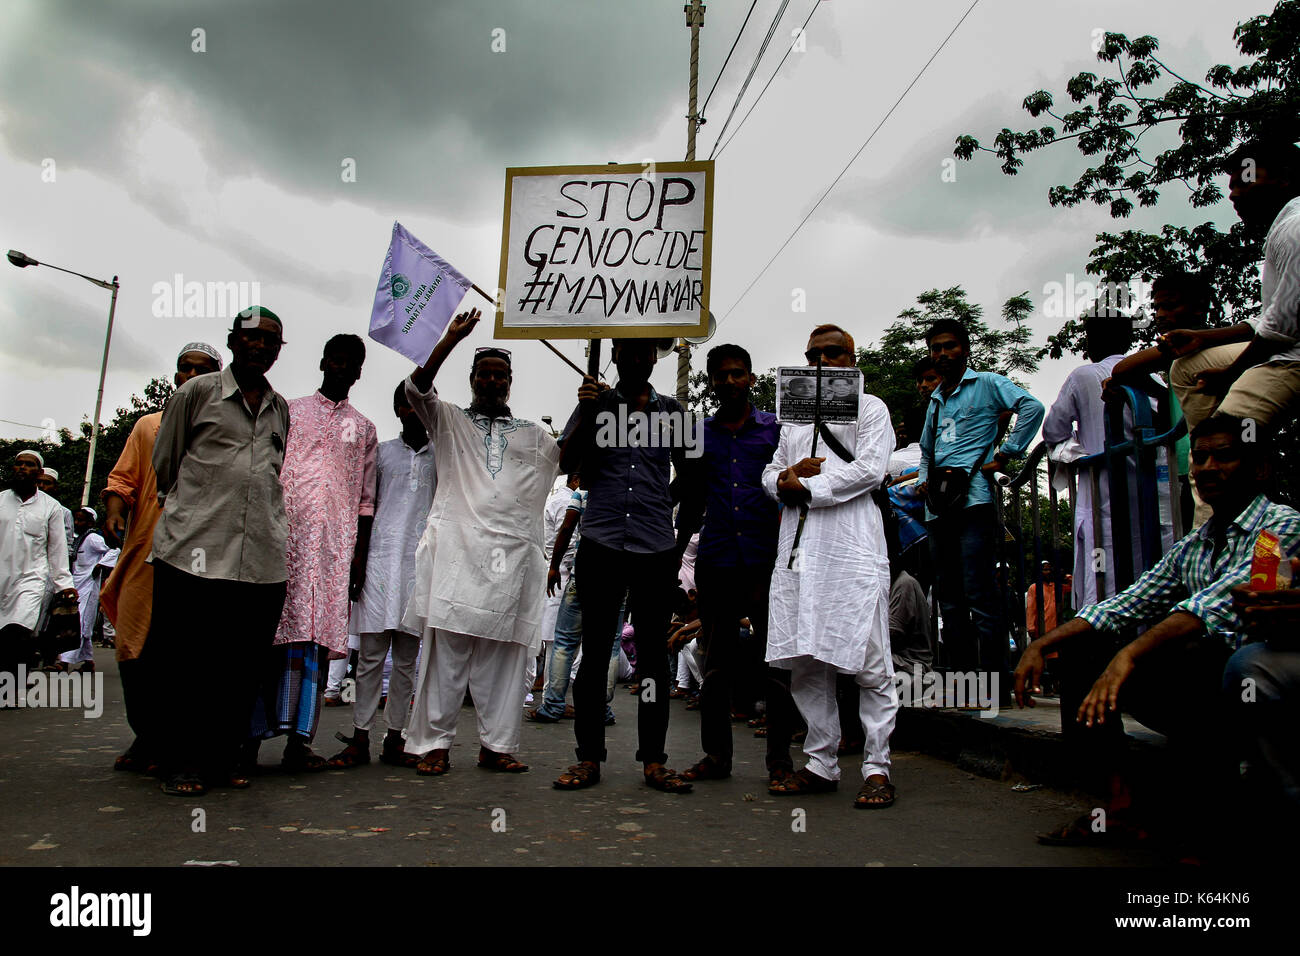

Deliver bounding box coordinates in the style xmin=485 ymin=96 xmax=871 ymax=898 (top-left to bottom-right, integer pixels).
xmin=857 ymin=286 xmax=1039 ymax=420
xmin=0 ymin=377 xmax=173 ymax=507
xmin=956 ymin=1 xmax=1300 ymax=356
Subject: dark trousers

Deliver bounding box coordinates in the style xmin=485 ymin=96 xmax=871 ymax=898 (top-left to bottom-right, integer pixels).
xmin=1057 ymin=634 xmax=1232 ymax=810
xmin=118 ymin=656 xmax=159 ymax=757
xmin=0 ymin=624 xmax=34 ymax=705
xmin=695 ymin=561 xmax=794 ymax=770
xmin=927 ymin=504 xmax=1008 ymax=684
xmin=143 ymin=561 xmax=285 ymax=779
xmin=574 ymin=540 xmax=676 ymax=765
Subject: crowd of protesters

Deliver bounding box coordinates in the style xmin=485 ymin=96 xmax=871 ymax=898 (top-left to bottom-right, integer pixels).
xmin=1 ymin=138 xmax=1298 ymax=854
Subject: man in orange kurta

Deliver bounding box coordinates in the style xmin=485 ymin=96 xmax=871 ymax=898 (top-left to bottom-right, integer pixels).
xmin=100 ymin=343 xmax=222 ymax=772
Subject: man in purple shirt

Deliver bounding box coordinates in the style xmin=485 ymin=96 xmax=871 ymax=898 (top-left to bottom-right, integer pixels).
xmin=675 ymin=344 xmax=796 ymax=786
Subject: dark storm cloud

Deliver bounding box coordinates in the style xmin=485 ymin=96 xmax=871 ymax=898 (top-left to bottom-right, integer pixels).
xmin=0 ymin=0 xmax=753 ymax=220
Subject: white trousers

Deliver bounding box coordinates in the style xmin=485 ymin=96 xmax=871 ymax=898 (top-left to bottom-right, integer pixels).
xmin=355 ymin=630 xmax=419 ymax=733
xmin=789 ymin=656 xmax=898 ymax=783
xmin=326 ymin=657 xmax=348 ymax=697
xmin=406 ymin=628 xmax=529 ymax=755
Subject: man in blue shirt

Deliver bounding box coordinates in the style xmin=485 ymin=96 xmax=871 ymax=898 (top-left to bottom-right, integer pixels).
xmin=675 ymin=344 xmax=795 ymax=786
xmin=917 ymin=318 xmax=1045 ymax=697
xmin=554 ymin=338 xmax=695 ymax=794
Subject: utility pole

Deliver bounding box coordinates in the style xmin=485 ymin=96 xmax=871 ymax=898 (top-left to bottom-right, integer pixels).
xmin=678 ymin=0 xmax=705 ymax=403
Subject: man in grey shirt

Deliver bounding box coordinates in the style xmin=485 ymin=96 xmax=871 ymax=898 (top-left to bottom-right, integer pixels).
xmin=146 ymin=306 xmax=291 ymax=797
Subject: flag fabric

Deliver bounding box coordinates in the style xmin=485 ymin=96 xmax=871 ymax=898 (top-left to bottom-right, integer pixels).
xmin=368 ymin=222 xmax=473 ymax=363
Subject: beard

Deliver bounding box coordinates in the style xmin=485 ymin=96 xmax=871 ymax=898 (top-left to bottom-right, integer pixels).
xmin=470 ymin=387 xmax=511 ymax=419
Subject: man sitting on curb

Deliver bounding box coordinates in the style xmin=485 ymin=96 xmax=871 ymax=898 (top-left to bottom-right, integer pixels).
xmin=1014 ymin=415 xmax=1300 ymax=853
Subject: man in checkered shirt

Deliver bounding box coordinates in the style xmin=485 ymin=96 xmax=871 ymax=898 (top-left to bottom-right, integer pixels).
xmin=1014 ymin=414 xmax=1300 ymax=852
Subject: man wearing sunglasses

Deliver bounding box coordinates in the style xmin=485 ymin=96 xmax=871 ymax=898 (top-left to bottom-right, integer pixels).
xmin=763 ymin=324 xmax=900 ymax=808
xmin=1014 ymin=414 xmax=1300 ymax=852
xmin=400 ymin=308 xmax=561 ymax=779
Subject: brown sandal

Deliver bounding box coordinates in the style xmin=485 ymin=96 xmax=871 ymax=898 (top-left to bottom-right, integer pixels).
xmin=553 ymin=761 xmax=600 ymax=789
xmin=643 ymin=764 xmax=693 ymax=794
xmin=478 ymin=748 xmax=528 ymax=773
xmin=415 ymin=748 xmax=450 ymax=776
xmin=327 ymin=731 xmax=371 ymax=769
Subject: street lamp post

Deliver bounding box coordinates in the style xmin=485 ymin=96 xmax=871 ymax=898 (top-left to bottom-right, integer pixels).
xmin=7 ymin=250 xmax=119 ymax=507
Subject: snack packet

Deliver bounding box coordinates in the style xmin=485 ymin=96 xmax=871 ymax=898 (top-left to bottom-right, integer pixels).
xmin=1248 ymin=530 xmax=1293 ymax=590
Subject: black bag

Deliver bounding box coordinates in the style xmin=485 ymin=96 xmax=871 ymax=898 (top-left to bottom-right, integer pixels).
xmin=41 ymin=593 xmax=82 ymax=657
xmin=921 ymin=404 xmax=993 ymax=518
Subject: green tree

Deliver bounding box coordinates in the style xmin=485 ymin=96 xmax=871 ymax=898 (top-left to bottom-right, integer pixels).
xmin=687 ymin=368 xmax=776 ymax=418
xmin=953 ymin=1 xmax=1300 ymax=505
xmin=0 ymin=377 xmax=173 ymax=507
xmin=954 ymin=1 xmax=1299 ymax=357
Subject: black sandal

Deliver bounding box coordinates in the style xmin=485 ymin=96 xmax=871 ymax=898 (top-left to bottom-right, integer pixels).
xmin=768 ymin=766 xmax=837 ymax=796
xmin=853 ymin=778 xmax=896 ymax=809
xmin=327 ymin=731 xmax=371 ymax=769
xmin=680 ymin=755 xmax=731 ymax=781
xmin=161 ymin=772 xmax=207 ymax=797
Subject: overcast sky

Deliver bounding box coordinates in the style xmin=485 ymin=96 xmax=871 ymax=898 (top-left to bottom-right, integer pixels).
xmin=0 ymin=0 xmax=1258 ymax=452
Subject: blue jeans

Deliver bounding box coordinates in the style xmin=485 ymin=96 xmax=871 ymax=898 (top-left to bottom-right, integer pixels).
xmin=927 ymin=503 xmax=1007 ymax=683
xmin=537 ymin=572 xmax=622 ymax=721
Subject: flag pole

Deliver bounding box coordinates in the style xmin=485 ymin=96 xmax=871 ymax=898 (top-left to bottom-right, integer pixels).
xmin=470 ymin=282 xmax=587 ymax=377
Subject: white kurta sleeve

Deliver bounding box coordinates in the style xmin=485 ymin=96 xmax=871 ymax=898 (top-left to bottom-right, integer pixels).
xmin=802 ymin=397 xmax=893 ymax=509
xmin=46 ymin=505 xmax=74 ymax=591
xmin=761 ymin=425 xmax=790 ymax=502
xmin=404 ymin=375 xmax=442 ymax=436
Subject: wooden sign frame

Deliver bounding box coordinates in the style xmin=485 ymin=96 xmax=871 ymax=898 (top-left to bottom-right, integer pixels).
xmin=495 ymin=160 xmax=713 ymax=340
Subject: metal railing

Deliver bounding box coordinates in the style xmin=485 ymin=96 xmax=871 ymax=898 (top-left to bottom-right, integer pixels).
xmin=994 ymin=384 xmax=1188 ymax=654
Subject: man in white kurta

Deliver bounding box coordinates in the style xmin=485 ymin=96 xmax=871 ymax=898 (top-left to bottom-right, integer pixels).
xmin=762 ymin=325 xmax=899 ymax=807
xmin=60 ymin=507 xmax=112 ymax=669
xmin=329 ymin=381 xmax=437 ymax=768
xmin=401 ymin=308 xmax=561 ymax=775
xmin=1 ymin=451 xmax=76 ymax=693
xmin=1042 ymin=317 xmax=1174 ymax=608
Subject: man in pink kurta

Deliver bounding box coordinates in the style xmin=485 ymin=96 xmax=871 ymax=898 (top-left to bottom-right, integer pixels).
xmin=251 ymin=334 xmax=377 ymax=772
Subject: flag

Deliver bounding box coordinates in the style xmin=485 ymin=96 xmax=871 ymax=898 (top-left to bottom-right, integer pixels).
xmin=368 ymin=221 xmax=473 ymax=362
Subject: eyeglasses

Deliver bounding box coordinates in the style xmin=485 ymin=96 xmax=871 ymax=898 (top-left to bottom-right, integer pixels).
xmin=804 ymin=345 xmax=852 ymax=363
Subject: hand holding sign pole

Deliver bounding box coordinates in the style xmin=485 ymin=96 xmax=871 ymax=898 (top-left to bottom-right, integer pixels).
xmin=787 ymin=356 xmax=823 ymax=570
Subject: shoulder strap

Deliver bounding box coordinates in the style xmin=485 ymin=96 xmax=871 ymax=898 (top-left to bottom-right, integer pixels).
xmin=816 ymin=421 xmax=854 ymax=463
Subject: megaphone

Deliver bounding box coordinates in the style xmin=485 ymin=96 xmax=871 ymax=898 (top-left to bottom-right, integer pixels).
xmin=683 ymin=311 xmax=717 ymax=346
xmin=656 ymin=339 xmax=677 ymax=361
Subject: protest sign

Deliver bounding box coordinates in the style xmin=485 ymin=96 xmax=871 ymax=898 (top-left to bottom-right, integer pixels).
xmin=495 ymin=161 xmax=713 ymax=340
xmin=369 ymin=222 xmax=473 ymax=363
xmin=775 ymin=367 xmax=862 ymax=424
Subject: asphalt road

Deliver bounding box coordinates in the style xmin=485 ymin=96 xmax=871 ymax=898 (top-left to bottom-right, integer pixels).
xmin=0 ymin=650 xmax=1162 ymax=867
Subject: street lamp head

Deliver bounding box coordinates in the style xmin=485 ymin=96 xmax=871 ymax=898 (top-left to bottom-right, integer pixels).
xmin=7 ymin=250 xmax=39 ymax=268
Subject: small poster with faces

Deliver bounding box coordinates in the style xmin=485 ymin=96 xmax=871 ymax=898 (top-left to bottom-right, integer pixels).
xmin=775 ymin=366 xmax=861 ymax=425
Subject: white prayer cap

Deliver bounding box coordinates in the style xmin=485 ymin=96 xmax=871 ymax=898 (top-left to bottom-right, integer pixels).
xmin=42 ymin=467 xmax=59 ymax=480
xmin=15 ymin=449 xmax=44 ymax=466
xmin=77 ymin=506 xmax=97 ymax=521
xmin=178 ymin=342 xmax=223 ymax=369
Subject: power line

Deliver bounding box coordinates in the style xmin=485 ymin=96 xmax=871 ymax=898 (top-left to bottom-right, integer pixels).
xmin=0 ymin=417 xmax=47 ymax=431
xmin=719 ymin=0 xmax=983 ymax=327
xmin=699 ymin=0 xmax=759 ymax=120
xmin=714 ymin=0 xmax=823 ymax=160
xmin=706 ymin=0 xmax=791 ymax=160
